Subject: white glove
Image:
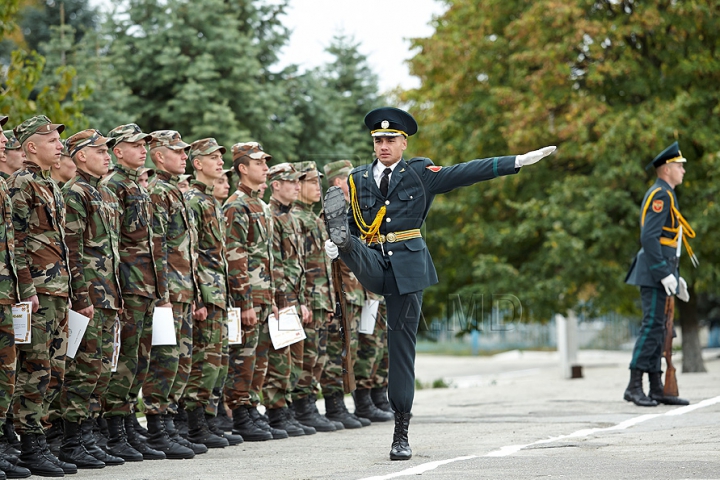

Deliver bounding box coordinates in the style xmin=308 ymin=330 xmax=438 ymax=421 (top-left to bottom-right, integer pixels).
xmin=516 ymin=146 xmax=557 ymax=167
xmin=660 ymin=274 xmax=678 ymax=296
xmin=677 ymin=277 xmax=690 ymax=302
xmin=324 ymin=239 xmax=339 ymax=260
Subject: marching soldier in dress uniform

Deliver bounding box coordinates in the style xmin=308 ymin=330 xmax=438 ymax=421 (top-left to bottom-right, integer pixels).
xmin=324 ymin=107 xmax=555 ymax=460
xmin=624 ymin=141 xmax=694 ymax=407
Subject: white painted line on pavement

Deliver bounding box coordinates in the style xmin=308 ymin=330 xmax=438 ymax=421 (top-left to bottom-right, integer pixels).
xmin=359 ymin=395 xmax=720 ymax=480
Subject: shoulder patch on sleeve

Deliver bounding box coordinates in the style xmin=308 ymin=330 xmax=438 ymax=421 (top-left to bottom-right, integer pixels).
xmin=652 ymin=199 xmax=664 ymax=213
xmin=426 ymin=165 xmax=442 ymax=172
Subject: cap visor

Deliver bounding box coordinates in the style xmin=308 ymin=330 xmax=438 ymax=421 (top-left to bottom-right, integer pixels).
xmin=371 ymin=131 xmax=404 ymax=137
xmin=125 ymin=133 xmax=152 ymax=143
xmin=0 ymin=116 xmax=7 ymax=127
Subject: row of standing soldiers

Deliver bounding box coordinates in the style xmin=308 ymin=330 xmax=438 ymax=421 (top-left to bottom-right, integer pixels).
xmin=0 ymin=115 xmax=393 ymax=479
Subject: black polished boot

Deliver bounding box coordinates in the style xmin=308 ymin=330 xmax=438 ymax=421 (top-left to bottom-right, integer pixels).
xmin=80 ymin=419 xmax=123 ymax=466
xmin=648 ymin=372 xmax=690 ymax=405
xmin=292 ymin=397 xmax=336 ymax=433
xmin=389 ymin=412 xmax=412 ymax=461
xmin=17 ymin=433 xmax=64 ymax=478
xmin=209 ymin=393 xmax=234 ymax=432
xmin=1 ymin=423 xmax=19 ymax=453
xmin=130 ymin=414 xmax=149 ymax=439
xmin=186 ymin=408 xmax=229 ymax=449
xmin=623 ymin=369 xmax=658 ymax=407
xmin=0 ymin=454 xmax=30 ymax=479
xmin=0 ymin=434 xmax=19 ymax=460
xmin=205 ymin=414 xmax=243 ymax=445
xmin=58 ymin=420 xmax=105 ymax=469
xmin=230 ymin=407 xmax=272 ymax=442
xmin=123 ymin=415 xmax=165 ymax=460
xmin=324 ymin=187 xmax=352 ymax=252
xmin=144 ymin=414 xmax=194 ymax=460
xmin=44 ymin=419 xmax=63 ymax=456
xmin=174 ymin=406 xmax=188 ymax=438
xmin=164 ymin=415 xmax=207 ymax=454
xmin=103 ymin=415 xmax=143 ymax=462
xmin=248 ymin=407 xmax=287 ymax=440
xmin=353 ymin=389 xmax=393 ymax=423
xmin=37 ymin=435 xmax=77 ymax=474
xmin=285 ymin=405 xmax=316 ymax=435
xmin=324 ymin=392 xmax=362 ymax=429
xmin=371 ymin=386 xmax=392 ymax=413
xmin=266 ymin=408 xmax=304 ymax=437
xmin=92 ymin=416 xmax=109 ymax=449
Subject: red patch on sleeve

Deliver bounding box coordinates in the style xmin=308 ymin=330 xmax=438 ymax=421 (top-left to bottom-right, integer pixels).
xmin=426 ymin=165 xmax=442 ymax=172
xmin=652 ymin=199 xmax=664 ymax=213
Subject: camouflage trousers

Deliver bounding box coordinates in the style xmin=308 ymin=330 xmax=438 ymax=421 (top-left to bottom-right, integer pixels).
xmin=89 ymin=310 xmax=120 ymax=417
xmin=0 ymin=304 xmax=16 ymax=427
xmin=210 ymin=314 xmax=229 ymax=416
xmin=320 ymin=304 xmax=359 ymax=397
xmin=286 ymin=339 xmax=303 ymax=406
xmin=262 ymin=305 xmax=295 ymax=409
xmin=225 ymin=304 xmax=270 ymax=409
xmin=183 ymin=304 xmax=224 ymax=414
xmin=103 ymin=294 xmax=154 ymax=417
xmin=141 ymin=302 xmax=192 ymax=415
xmin=354 ymin=303 xmax=389 ymax=390
xmin=60 ymin=308 xmax=118 ymax=422
xmin=13 ymin=294 xmax=68 ymax=434
xmin=168 ymin=302 xmax=193 ymax=414
xmin=291 ymin=309 xmax=329 ymax=401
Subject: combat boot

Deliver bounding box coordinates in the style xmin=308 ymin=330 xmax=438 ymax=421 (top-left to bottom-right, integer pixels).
xmin=204 ymin=413 xmax=242 ymax=445
xmin=0 ymin=454 xmax=30 ymax=479
xmin=44 ymin=419 xmax=63 ymax=456
xmin=129 ymin=414 xmax=149 ymax=439
xmin=623 ymin=369 xmax=658 ymax=407
xmin=2 ymin=422 xmax=20 ymax=452
xmin=79 ymin=419 xmax=123 ymax=466
xmin=284 ymin=407 xmax=315 ymax=435
xmin=123 ymin=415 xmax=165 ymax=460
xmin=324 ymin=187 xmax=352 ymax=252
xmin=174 ymin=406 xmax=188 ymax=438
xmin=17 ymin=433 xmax=64 ymax=478
xmin=37 ymin=435 xmax=77 ymax=474
xmin=648 ymin=372 xmax=690 ymax=405
xmin=292 ymin=396 xmax=336 ymax=433
xmin=371 ymin=386 xmax=392 ymax=413
xmin=58 ymin=420 xmax=105 ymax=469
xmin=209 ymin=393 xmax=234 ymax=432
xmin=144 ymin=414 xmax=194 ymax=460
xmin=247 ymin=407 xmax=287 ymax=440
xmin=186 ymin=408 xmax=229 ymax=449
xmin=324 ymin=392 xmax=362 ymax=429
xmin=353 ymin=389 xmax=393 ymax=422
xmin=389 ymin=412 xmax=412 ymax=461
xmin=0 ymin=433 xmax=19 ymax=459
xmin=104 ymin=415 xmax=142 ymax=462
xmin=92 ymin=416 xmax=109 ymax=449
xmin=230 ymin=407 xmax=272 ymax=442
xmin=266 ymin=408 xmax=304 ymax=437
xmin=164 ymin=415 xmax=207 ymax=454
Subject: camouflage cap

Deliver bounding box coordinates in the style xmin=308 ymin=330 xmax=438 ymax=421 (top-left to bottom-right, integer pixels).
xmin=231 ymin=142 xmax=271 ymax=162
xmin=13 ymin=115 xmax=65 ymax=146
xmin=3 ymin=130 xmax=21 ymax=150
xmin=66 ymin=129 xmax=116 ymax=157
xmin=139 ymin=167 xmax=155 ymax=177
xmin=149 ymin=130 xmax=190 ymax=151
xmin=293 ymin=160 xmax=323 ymax=180
xmin=267 ymin=162 xmax=300 ymax=183
xmin=0 ymin=116 xmax=7 ymax=127
xmin=178 ymin=174 xmax=192 ymax=183
xmin=188 ymin=137 xmax=226 ymax=161
xmin=60 ymin=139 xmax=70 ymax=157
xmin=323 ymin=160 xmax=354 ymax=182
xmin=107 ymin=123 xmax=152 ymax=145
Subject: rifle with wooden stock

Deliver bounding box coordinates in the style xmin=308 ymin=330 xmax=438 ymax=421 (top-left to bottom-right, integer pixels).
xmin=663 ymin=295 xmax=679 ymax=397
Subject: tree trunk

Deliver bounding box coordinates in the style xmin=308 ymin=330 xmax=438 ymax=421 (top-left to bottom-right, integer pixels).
xmin=677 ymin=287 xmax=707 ymax=373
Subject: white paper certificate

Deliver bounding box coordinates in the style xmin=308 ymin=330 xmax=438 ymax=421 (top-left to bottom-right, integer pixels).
xmin=12 ymin=302 xmax=32 ymax=344
xmin=268 ymin=306 xmax=305 ymax=349
xmin=67 ymin=310 xmax=91 ymax=359
xmin=111 ymin=316 xmax=121 ymax=372
xmin=151 ymin=306 xmax=176 ymax=346
xmin=359 ymin=299 xmax=380 ymax=335
xmin=227 ymin=307 xmax=243 ymax=345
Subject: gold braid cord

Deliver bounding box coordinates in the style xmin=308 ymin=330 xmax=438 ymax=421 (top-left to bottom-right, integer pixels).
xmin=349 ymin=173 xmax=386 ymax=241
xmin=641 ymin=187 xmax=698 ymax=266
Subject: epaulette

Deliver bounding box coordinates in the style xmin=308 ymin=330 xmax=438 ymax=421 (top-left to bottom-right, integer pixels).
xmin=407 ymin=157 xmax=431 ymax=164
xmin=350 ymin=164 xmax=371 ymax=175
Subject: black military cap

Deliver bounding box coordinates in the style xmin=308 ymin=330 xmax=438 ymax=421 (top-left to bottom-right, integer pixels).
xmin=645 ymin=141 xmax=687 ymax=170
xmin=364 ymin=107 xmax=418 ymax=138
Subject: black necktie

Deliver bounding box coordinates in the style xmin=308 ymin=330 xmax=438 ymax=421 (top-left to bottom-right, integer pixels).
xmin=380 ymin=167 xmax=392 ymax=197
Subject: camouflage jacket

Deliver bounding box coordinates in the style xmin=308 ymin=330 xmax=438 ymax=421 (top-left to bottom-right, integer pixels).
xmin=101 ymin=163 xmax=159 ymax=299
xmin=148 ymin=170 xmax=200 ymax=305
xmin=223 ymin=184 xmax=275 ymax=311
xmin=8 ymin=161 xmax=70 ymax=299
xmin=0 ymin=172 xmax=9 ymax=181
xmin=185 ymin=180 xmax=229 ymax=310
xmin=269 ymin=196 xmax=306 ymax=309
xmin=291 ymin=200 xmax=333 ymax=313
xmin=0 ymin=177 xmax=20 ymax=305
xmin=62 ymin=169 xmax=123 ymax=311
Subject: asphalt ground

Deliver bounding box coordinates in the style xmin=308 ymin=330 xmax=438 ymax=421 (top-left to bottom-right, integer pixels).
xmin=64 ymin=349 xmax=720 ymax=479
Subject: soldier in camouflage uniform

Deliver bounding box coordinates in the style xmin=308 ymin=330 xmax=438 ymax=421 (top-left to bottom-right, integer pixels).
xmin=0 ymin=118 xmax=32 ymax=479
xmin=223 ymin=142 xmax=277 ymax=442
xmin=263 ymin=163 xmax=313 ymax=437
xmin=56 ymin=129 xmax=125 ymax=469
xmin=102 ymin=123 xmax=165 ymax=462
xmin=323 ymin=160 xmax=392 ymax=424
xmin=50 ymin=143 xmax=76 ymax=186
xmin=288 ymin=161 xmax=341 ymax=432
xmin=182 ymin=138 xmax=235 ymax=449
xmin=137 ymin=130 xmax=202 ymax=460
xmin=7 ymin=115 xmax=75 ymax=477
xmin=0 ymin=129 xmax=24 ymax=180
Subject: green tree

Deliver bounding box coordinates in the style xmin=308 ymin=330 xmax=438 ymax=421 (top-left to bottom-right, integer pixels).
xmin=19 ymin=0 xmax=98 ymax=53
xmin=405 ymin=0 xmax=719 ymax=371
